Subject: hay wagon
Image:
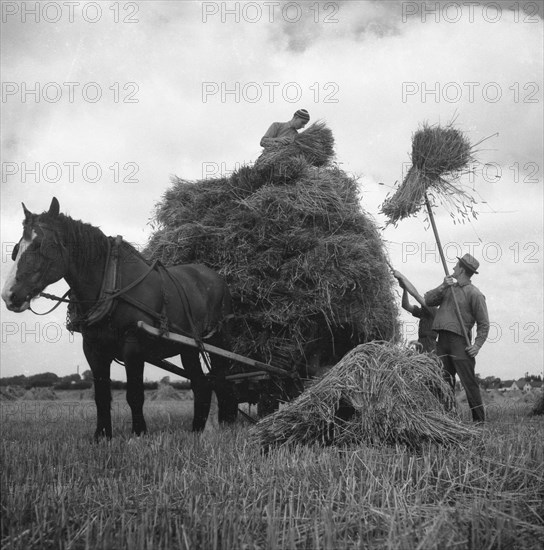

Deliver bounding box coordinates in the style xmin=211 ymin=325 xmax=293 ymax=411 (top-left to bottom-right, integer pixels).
xmin=138 ymin=321 xmax=303 ymax=418
xmin=143 ymin=123 xmax=401 ymax=416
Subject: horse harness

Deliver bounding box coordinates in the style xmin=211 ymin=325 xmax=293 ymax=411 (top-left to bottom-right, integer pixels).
xmin=40 ymin=236 xmax=213 ymax=357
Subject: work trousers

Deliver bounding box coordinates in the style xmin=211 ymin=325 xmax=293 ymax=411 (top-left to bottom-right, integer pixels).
xmin=436 ymin=330 xmax=485 ymax=422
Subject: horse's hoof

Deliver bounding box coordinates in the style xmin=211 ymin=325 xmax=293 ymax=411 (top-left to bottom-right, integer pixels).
xmin=131 ymin=424 xmax=147 ymax=437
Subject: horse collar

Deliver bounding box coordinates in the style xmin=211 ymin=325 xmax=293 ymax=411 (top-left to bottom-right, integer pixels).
xmin=67 ymin=236 xmax=123 ymax=330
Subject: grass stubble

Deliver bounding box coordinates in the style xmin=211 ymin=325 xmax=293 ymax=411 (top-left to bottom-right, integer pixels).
xmin=1 ymin=395 xmax=543 ymax=550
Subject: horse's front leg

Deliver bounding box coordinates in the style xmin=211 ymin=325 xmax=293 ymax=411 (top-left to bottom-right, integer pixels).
xmin=83 ymin=339 xmax=112 ymax=441
xmin=123 ymin=333 xmax=147 ymax=436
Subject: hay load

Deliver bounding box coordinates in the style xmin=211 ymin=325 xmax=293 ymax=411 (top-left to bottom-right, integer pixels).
xmin=146 ymin=123 xmax=399 ymax=381
xmin=251 ymin=342 xmax=477 ymax=449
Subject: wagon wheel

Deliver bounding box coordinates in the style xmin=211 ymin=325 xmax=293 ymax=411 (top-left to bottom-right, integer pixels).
xmin=257 ymin=380 xmax=282 ymax=418
xmin=256 ymin=376 xmax=304 ymax=418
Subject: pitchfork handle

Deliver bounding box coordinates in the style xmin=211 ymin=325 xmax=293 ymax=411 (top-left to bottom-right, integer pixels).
xmin=424 ymin=194 xmax=472 ymax=348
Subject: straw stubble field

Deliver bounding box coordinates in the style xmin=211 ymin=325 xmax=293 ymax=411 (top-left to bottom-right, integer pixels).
xmin=1 ymin=392 xmax=543 ymax=550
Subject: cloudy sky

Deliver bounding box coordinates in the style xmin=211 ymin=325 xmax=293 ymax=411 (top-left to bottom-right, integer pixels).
xmin=1 ymin=0 xmax=543 ymax=382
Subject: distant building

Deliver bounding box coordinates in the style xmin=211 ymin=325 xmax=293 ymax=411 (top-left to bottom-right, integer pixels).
xmin=500 ymin=380 xmax=517 ymax=392
xmin=520 ymin=379 xmax=543 ymax=392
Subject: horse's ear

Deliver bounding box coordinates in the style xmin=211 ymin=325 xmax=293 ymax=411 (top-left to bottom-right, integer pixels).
xmin=22 ymin=202 xmax=32 ymax=220
xmin=48 ymin=197 xmax=60 ymax=218
xmin=11 ymin=242 xmax=20 ymax=261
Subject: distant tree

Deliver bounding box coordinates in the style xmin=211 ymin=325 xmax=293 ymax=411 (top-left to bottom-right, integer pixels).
xmin=171 ymin=380 xmax=191 ymax=390
xmin=482 ymin=376 xmax=501 ymax=389
xmin=525 ymin=374 xmax=543 ymax=382
xmin=54 ymin=373 xmax=85 ymax=390
xmin=82 ymin=370 xmax=93 ymax=382
xmin=27 ymin=372 xmax=59 ymax=388
xmin=160 ymin=376 xmax=171 ymax=385
xmin=0 ymin=374 xmax=27 ymax=387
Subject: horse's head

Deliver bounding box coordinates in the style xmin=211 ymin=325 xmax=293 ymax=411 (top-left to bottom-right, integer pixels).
xmin=2 ymin=197 xmax=67 ymax=312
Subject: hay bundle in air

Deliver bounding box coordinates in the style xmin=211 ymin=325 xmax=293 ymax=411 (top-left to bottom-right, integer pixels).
xmin=381 ymin=121 xmax=479 ymax=225
xmin=250 ymin=342 xmax=477 ymax=449
xmin=145 ymin=123 xmax=399 ymax=378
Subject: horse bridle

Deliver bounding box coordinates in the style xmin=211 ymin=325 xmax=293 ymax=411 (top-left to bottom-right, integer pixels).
xmin=12 ymin=223 xmax=71 ymax=315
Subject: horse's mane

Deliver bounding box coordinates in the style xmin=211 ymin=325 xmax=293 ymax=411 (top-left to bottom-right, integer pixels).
xmin=34 ymin=212 xmax=150 ymax=269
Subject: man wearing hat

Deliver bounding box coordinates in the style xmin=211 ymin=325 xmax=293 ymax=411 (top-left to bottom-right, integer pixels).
xmin=424 ymin=254 xmax=490 ymax=422
xmin=260 ymin=109 xmax=310 ymax=148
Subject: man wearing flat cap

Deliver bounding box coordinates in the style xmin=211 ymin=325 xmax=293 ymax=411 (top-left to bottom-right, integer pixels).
xmin=425 ymin=254 xmax=490 ymax=422
xmin=260 ymin=109 xmax=310 ymax=148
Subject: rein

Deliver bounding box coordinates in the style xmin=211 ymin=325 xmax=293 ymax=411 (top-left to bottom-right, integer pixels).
xmin=32 ymin=242 xmax=159 ymax=322
xmin=30 ymin=290 xmax=72 ymax=315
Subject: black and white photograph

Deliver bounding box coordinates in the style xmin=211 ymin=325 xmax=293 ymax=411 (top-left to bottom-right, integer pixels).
xmin=1 ymin=1 xmax=543 ymax=548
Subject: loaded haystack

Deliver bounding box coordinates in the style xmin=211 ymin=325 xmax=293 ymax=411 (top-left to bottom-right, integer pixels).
xmin=381 ymin=121 xmax=482 ymax=225
xmin=251 ymin=342 xmax=477 ymax=449
xmin=146 ymin=122 xmax=399 ymax=394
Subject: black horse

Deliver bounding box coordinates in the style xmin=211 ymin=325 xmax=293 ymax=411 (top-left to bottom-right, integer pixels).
xmin=2 ymin=198 xmax=238 ymax=438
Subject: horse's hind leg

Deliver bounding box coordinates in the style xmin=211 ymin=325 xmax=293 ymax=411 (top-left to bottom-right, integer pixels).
xmin=123 ymin=334 xmax=147 ymax=436
xmin=209 ymin=335 xmax=238 ymax=424
xmin=181 ymin=347 xmax=212 ymax=431
xmin=83 ymin=340 xmax=112 ymax=440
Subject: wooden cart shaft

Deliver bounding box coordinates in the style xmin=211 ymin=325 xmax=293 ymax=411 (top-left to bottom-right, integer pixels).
xmin=138 ymin=321 xmax=295 ymax=380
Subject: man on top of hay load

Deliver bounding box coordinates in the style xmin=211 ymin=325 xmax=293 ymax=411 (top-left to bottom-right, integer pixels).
xmin=425 ymin=253 xmax=490 ymax=423
xmin=260 ymin=109 xmax=310 ymax=148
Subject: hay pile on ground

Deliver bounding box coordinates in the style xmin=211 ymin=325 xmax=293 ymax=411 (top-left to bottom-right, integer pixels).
xmin=0 ymin=386 xmax=26 ymax=400
xmin=250 ymin=342 xmax=477 ymax=449
xmin=149 ymin=382 xmax=183 ymax=401
xmin=21 ymin=388 xmax=58 ymax=400
xmin=530 ymin=393 xmax=544 ymax=416
xmin=146 ymin=123 xmax=399 ymax=378
xmin=381 ymin=121 xmax=478 ymax=225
